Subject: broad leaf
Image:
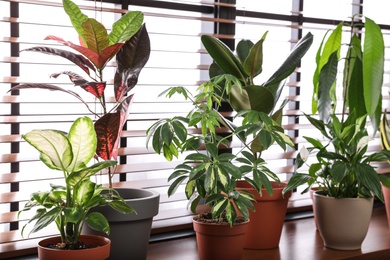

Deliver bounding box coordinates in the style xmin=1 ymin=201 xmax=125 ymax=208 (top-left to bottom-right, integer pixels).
xmin=22 ymin=129 xmax=72 ymax=171
xmin=114 ymin=24 xmax=151 ymax=101
xmin=81 ymin=18 xmax=109 ymax=53
xmin=86 ymin=212 xmax=110 ymax=235
xmin=109 ymin=11 xmax=144 ymax=45
xmin=67 ymin=116 xmax=97 ymax=172
xmin=63 ymin=0 xmax=88 ymax=44
xmin=201 ymin=35 xmax=248 ymax=82
xmin=95 ymin=112 xmax=121 ymax=160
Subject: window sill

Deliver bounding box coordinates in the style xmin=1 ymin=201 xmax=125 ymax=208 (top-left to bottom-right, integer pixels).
xmin=147 ymin=205 xmax=390 ymax=260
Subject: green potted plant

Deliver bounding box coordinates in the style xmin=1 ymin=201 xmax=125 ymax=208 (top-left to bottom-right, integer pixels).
xmin=8 ymin=1 xmax=159 ymax=259
xmin=18 ymin=116 xmax=133 ymax=260
xmin=146 ymin=31 xmax=313 ymax=257
xmin=282 ymin=15 xmax=390 ymax=250
xmin=380 ymin=110 xmax=390 ymax=227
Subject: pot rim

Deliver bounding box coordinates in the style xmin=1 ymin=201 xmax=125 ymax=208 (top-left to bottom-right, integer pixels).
xmin=313 ymin=190 xmax=374 ymax=201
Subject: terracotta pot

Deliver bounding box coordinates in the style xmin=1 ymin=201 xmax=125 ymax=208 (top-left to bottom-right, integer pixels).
xmin=381 ymin=184 xmax=390 ymax=227
xmin=83 ymin=188 xmax=160 ymax=260
xmin=38 ymin=235 xmax=111 ymax=260
xmin=314 ymin=191 xmax=373 ymax=250
xmin=193 ymin=217 xmax=249 ymax=260
xmin=235 ymin=180 xmax=291 ymax=249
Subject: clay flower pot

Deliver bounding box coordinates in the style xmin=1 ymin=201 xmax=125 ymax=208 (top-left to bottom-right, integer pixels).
xmin=236 ymin=180 xmax=291 ymax=249
xmin=193 ymin=217 xmax=249 ymax=260
xmin=314 ymin=191 xmax=373 ymax=250
xmin=38 ymin=235 xmax=111 ymax=260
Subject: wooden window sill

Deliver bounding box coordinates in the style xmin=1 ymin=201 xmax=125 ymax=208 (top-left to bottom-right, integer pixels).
xmin=147 ymin=205 xmax=390 ymax=260
xmin=5 ymin=203 xmax=390 ymax=260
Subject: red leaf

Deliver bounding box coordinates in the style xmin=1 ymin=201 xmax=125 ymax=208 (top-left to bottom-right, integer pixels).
xmin=95 ymin=112 xmax=121 ymax=160
xmin=46 ymin=35 xmax=123 ymax=70
xmin=80 ymin=82 xmax=106 ymax=99
xmin=22 ymin=45 xmax=95 ymax=74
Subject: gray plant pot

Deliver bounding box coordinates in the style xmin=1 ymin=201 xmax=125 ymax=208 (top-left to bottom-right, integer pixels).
xmin=83 ymin=188 xmax=160 ymax=260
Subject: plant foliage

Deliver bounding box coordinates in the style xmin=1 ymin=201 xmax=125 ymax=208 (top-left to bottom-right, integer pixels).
xmin=146 ymin=32 xmax=313 ymax=226
xmin=19 ymin=117 xmax=134 ymax=248
xmin=8 ymin=0 xmax=150 ymax=187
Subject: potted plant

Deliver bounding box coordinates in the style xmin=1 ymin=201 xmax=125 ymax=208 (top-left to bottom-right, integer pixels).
xmin=146 ymin=31 xmax=313 ymax=256
xmin=282 ymin=16 xmax=390 ymax=250
xmin=380 ymin=110 xmax=390 ymax=227
xmin=8 ymin=1 xmax=159 ymax=259
xmin=18 ymin=116 xmax=133 ymax=260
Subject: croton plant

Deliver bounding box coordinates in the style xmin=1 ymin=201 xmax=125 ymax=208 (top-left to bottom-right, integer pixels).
xmin=9 ymin=0 xmax=151 ymax=187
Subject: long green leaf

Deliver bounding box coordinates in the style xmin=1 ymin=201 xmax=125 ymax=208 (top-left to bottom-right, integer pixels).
xmin=318 ymin=51 xmax=338 ymax=122
xmin=263 ymin=32 xmax=313 ymax=88
xmin=363 ymin=17 xmax=384 ymax=132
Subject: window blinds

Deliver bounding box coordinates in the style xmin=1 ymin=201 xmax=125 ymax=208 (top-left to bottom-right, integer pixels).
xmin=1 ymin=0 xmax=390 ymax=257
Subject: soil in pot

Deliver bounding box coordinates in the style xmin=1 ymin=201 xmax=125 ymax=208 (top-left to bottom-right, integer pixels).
xmin=193 ymin=213 xmax=249 ymax=260
xmin=38 ymin=235 xmax=111 ymax=260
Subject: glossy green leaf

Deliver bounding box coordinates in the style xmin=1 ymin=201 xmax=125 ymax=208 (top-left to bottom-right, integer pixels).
xmin=86 ymin=212 xmax=110 ymax=235
xmin=345 ymin=36 xmax=365 ymax=119
xmin=201 ymin=35 xmax=248 ymax=82
xmin=75 ymin=180 xmax=95 ymax=206
xmin=283 ymin=173 xmax=313 ymax=195
xmin=243 ymin=32 xmax=267 ymax=79
xmin=236 ymin=39 xmax=253 ymax=63
xmin=64 ymin=205 xmax=84 ymax=223
xmin=62 ymin=0 xmax=88 ymax=44
xmin=109 ymin=200 xmax=135 ymax=214
xmin=263 ymin=32 xmax=313 ymax=88
xmin=317 ymin=51 xmax=338 ymax=122
xmin=67 ymin=161 xmax=117 ymax=187
xmin=30 ymin=207 xmax=62 ymax=235
xmin=355 ymin=164 xmax=382 ymax=201
xmin=168 ymin=175 xmax=187 ymax=197
xmin=211 ymin=198 xmax=228 ymax=219
xmin=363 ymin=17 xmax=384 ymax=132
xmin=109 ymin=11 xmax=144 ymax=45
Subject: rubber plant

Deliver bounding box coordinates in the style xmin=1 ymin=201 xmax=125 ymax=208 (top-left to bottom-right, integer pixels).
xmin=19 ymin=116 xmax=134 ymax=249
xmin=282 ymin=15 xmax=390 ymax=200
xmin=146 ymin=32 xmax=313 ymax=226
xmin=8 ymin=0 xmax=151 ymax=189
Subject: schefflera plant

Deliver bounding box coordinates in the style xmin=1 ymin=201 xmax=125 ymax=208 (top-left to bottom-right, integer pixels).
xmin=8 ymin=0 xmax=151 ymax=188
xmin=146 ymin=32 xmax=313 ymax=226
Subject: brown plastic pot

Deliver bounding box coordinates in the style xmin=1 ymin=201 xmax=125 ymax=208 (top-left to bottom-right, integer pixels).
xmin=38 ymin=235 xmax=111 ymax=260
xmin=236 ymin=180 xmax=291 ymax=249
xmin=193 ymin=217 xmax=249 ymax=260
